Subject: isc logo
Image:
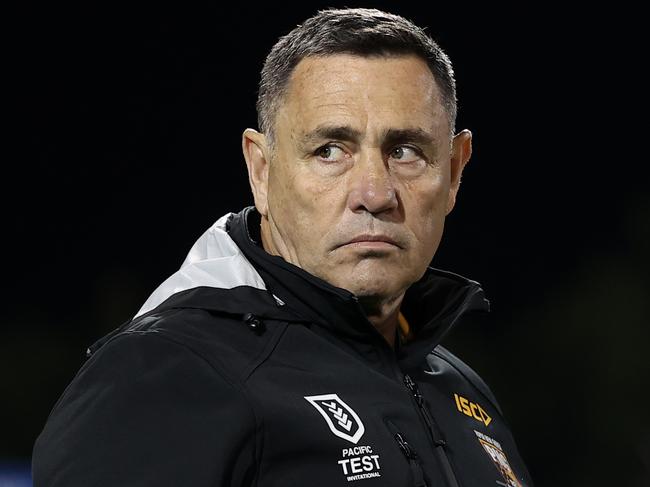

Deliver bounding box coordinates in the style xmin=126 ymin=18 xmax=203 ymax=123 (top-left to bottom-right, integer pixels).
xmin=454 ymin=393 xmax=492 ymax=427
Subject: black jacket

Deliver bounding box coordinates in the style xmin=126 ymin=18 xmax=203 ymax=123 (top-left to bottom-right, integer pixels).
xmin=33 ymin=207 xmax=534 ymax=487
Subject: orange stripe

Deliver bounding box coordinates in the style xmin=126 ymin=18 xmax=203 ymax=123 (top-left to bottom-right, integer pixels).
xmin=398 ymin=312 xmax=411 ymax=341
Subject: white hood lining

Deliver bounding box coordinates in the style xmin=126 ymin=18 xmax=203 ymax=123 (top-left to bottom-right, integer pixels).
xmin=134 ymin=213 xmax=269 ymax=319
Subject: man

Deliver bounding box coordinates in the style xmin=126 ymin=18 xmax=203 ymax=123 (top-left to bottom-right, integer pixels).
xmin=33 ymin=8 xmax=533 ymax=487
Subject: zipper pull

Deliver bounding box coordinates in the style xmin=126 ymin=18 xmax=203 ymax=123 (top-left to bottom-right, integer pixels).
xmin=394 ymin=432 xmax=416 ymax=459
xmin=393 ymin=432 xmax=428 ymax=487
xmin=403 ymin=374 xmax=447 ymax=448
xmin=404 ymin=374 xmax=425 ymax=406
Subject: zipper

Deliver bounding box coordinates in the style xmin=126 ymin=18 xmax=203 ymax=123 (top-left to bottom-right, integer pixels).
xmin=394 ymin=432 xmax=428 ymax=487
xmin=404 ymin=374 xmax=461 ymax=487
xmin=384 ymin=418 xmax=428 ymax=487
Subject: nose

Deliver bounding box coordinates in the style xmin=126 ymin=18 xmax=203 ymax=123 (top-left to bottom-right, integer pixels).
xmin=346 ymin=150 xmax=399 ymax=215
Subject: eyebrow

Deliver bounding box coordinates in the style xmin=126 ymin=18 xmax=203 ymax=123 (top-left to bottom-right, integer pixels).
xmin=301 ymin=125 xmax=364 ymax=146
xmin=299 ymin=124 xmax=437 ymax=148
xmin=382 ymin=127 xmax=436 ymax=148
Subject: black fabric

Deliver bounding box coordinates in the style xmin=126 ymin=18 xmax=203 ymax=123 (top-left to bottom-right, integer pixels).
xmin=32 ymin=207 xmax=533 ymax=487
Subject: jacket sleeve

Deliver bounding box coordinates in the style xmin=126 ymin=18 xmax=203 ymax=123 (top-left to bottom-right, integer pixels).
xmin=32 ymin=331 xmax=258 ymax=487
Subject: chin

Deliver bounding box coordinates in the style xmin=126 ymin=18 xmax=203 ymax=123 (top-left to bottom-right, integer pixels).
xmin=318 ymin=258 xmax=416 ymax=299
xmin=336 ymin=275 xmax=404 ymax=301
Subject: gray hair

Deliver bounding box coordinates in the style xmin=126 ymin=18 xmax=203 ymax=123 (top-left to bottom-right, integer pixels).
xmin=256 ymin=7 xmax=458 ymax=146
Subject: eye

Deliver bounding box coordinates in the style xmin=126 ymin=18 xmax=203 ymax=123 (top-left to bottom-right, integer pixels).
xmin=389 ymin=146 xmax=422 ymax=163
xmin=315 ymin=144 xmax=347 ymax=163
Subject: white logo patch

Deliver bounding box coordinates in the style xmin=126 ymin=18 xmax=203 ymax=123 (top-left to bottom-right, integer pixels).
xmin=304 ymin=394 xmax=366 ymax=444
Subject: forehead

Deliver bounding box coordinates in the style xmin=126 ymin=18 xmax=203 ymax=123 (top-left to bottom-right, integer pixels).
xmin=278 ymin=53 xmax=447 ymax=136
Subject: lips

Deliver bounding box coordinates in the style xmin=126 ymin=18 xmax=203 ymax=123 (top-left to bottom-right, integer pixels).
xmin=341 ymin=234 xmax=402 ymax=249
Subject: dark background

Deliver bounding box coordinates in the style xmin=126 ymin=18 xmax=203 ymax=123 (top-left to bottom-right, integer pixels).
xmin=5 ymin=2 xmax=648 ymax=486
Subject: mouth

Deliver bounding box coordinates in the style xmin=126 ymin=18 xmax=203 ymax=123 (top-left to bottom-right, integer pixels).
xmin=339 ymin=234 xmax=402 ymax=250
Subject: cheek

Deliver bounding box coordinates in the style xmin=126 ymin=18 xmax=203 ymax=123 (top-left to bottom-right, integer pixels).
xmin=403 ymin=175 xmax=449 ymax=243
xmin=268 ymin=164 xmax=339 ymax=241
xmin=289 ymin=166 xmax=342 ymax=213
xmin=405 ymin=166 xmax=447 ymax=203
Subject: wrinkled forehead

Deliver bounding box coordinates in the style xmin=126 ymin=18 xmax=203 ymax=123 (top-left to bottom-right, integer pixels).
xmin=277 ymin=53 xmax=449 ymax=138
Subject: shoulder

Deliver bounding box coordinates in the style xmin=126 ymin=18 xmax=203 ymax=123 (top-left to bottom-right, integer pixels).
xmin=88 ymin=305 xmax=288 ymax=385
xmin=33 ymin=328 xmax=261 ymax=486
xmin=58 ymin=325 xmax=254 ymax=415
xmin=429 ymin=345 xmax=504 ymax=416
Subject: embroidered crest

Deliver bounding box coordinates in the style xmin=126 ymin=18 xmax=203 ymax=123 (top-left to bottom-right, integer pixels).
xmin=305 ymin=394 xmax=365 ymax=444
xmin=474 ymin=430 xmax=523 ymax=487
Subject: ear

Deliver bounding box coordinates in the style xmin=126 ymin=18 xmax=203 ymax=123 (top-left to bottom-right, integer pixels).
xmin=242 ymin=128 xmax=271 ymax=216
xmin=446 ymin=129 xmax=473 ymax=215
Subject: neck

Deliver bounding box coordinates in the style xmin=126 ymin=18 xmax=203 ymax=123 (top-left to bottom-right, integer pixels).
xmin=357 ymin=294 xmax=404 ymax=348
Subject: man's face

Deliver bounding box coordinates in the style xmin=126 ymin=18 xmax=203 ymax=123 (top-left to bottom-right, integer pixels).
xmin=245 ymin=54 xmax=470 ymax=303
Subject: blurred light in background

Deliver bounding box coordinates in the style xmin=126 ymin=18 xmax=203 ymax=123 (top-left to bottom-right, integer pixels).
xmin=0 ymin=462 xmax=31 ymax=487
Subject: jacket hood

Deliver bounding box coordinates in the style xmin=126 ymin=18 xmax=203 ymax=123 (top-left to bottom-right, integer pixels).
xmin=134 ymin=207 xmax=490 ymax=351
xmin=135 ymin=212 xmax=277 ymax=319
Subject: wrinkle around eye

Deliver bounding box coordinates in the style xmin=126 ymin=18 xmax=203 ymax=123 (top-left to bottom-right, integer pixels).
xmin=389 ymin=146 xmax=422 ymax=163
xmin=315 ymin=144 xmax=349 ymax=163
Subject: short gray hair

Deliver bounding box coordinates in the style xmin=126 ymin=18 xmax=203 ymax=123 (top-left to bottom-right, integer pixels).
xmin=256 ymin=7 xmax=458 ymax=145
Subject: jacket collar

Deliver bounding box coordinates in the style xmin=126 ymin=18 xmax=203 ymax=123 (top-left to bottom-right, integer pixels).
xmin=132 ymin=206 xmax=488 ymax=356
xmin=227 ymin=207 xmax=490 ymax=353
